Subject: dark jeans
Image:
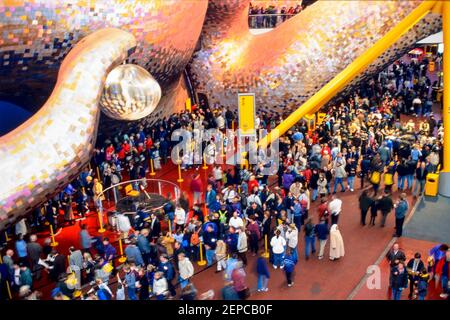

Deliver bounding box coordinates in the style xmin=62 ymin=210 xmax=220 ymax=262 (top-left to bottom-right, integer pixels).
xmin=249 ymin=235 xmax=258 ymax=254
xmin=293 ymin=215 xmax=302 ymax=231
xmin=142 ymin=252 xmax=151 ymax=265
xmin=373 ymin=183 xmax=380 ymax=196
xmin=380 ymin=211 xmax=389 ymax=227
xmin=238 ymin=251 xmax=247 ymax=266
xmin=395 ymin=217 xmax=405 ymax=237
xmin=127 ymin=287 xmax=137 ymax=300
xmin=167 ymin=278 xmax=176 ymax=297
xmin=360 ymin=172 xmax=367 ymax=189
xmin=408 ymin=276 xmax=418 ymax=298
xmin=392 ymin=288 xmax=403 ymax=300
xmin=285 ymin=271 xmax=293 ymax=285
xmin=331 ymin=214 xmax=339 ymax=225
xmin=361 ymin=209 xmax=368 ymax=225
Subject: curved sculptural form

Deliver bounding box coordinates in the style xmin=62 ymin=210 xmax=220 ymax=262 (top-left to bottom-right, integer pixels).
xmin=99 ymin=64 xmax=162 ymax=121
xmin=0 ymin=0 xmax=208 ymax=112
xmin=189 ymin=0 xmax=441 ymax=113
xmin=0 ymin=28 xmax=136 ymax=230
xmin=0 ymin=1 xmax=443 ymax=229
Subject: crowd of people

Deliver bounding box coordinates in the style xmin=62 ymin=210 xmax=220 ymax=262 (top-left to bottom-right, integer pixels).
xmin=248 ymin=1 xmax=315 ymax=29
xmin=386 ymin=242 xmax=449 ymax=300
xmin=0 ymin=54 xmax=447 ymax=301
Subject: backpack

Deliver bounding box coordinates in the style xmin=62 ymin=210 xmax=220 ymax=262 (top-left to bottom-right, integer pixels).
xmin=190 ymin=230 xmax=200 ymax=246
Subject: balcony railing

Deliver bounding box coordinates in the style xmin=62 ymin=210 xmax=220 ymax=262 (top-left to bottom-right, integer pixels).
xmin=248 ymin=13 xmax=298 ymax=29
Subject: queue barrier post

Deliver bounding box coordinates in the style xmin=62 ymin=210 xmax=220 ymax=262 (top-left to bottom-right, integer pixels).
xmin=149 ymin=158 xmax=156 ymax=176
xmin=67 ymin=256 xmax=72 ymax=273
xmin=222 ymin=135 xmax=226 ymax=158
xmin=197 ymin=241 xmax=207 ymax=266
xmin=96 ymin=166 xmax=101 ymax=180
xmin=177 ymin=162 xmax=184 ymax=183
xmin=49 ymin=224 xmax=59 ymax=247
xmin=202 ymin=154 xmax=208 ymax=170
xmin=97 ymin=209 xmax=106 ymax=233
xmin=118 ymin=238 xmax=127 ymax=263
xmin=261 ymin=234 xmax=270 ymax=258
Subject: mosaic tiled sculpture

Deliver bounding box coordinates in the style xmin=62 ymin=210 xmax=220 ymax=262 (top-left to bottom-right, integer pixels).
xmin=0 ymin=28 xmax=136 ymax=229
xmin=189 ymin=0 xmax=441 ymax=113
xmin=0 ymin=0 xmax=208 ymax=112
xmin=99 ymin=64 xmax=162 ymax=121
xmin=0 ymin=0 xmax=442 ymax=229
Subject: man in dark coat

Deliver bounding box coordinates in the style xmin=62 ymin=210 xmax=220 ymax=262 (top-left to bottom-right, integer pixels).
xmin=26 ymin=234 xmax=43 ymax=280
xmin=50 ymin=251 xmax=67 ymax=282
xmin=406 ymin=252 xmax=425 ymax=299
xmin=386 ymin=243 xmax=406 ymax=267
xmin=390 ymin=263 xmax=409 ymax=300
xmin=377 ymin=190 xmax=394 ymax=227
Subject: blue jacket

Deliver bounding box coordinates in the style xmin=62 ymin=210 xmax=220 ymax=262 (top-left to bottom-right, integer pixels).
xmin=256 ymin=257 xmax=270 ymax=278
xmin=283 ymin=254 xmax=297 ymax=273
xmin=221 ymin=285 xmax=239 ymax=300
xmin=395 ymin=200 xmax=408 ymax=219
xmin=225 ymin=233 xmax=238 ymax=252
xmin=125 ymin=271 xmax=136 ymax=289
xmin=203 ymin=230 xmax=218 ymax=250
xmin=80 ymin=230 xmax=92 ymax=249
xmin=315 ymin=222 xmax=329 ymax=240
xmin=137 ymin=234 xmax=151 ymax=254
xmin=103 ymin=244 xmax=117 ymax=261
xmin=16 ymin=240 xmax=28 ymax=258
xmin=293 ymin=203 xmax=303 ymax=217
xmin=158 ymin=261 xmax=175 ymax=281
xmin=209 ymin=200 xmax=221 ymax=213
xmin=205 ymin=190 xmax=217 ymax=207
xmin=124 ymin=245 xmax=144 ymax=266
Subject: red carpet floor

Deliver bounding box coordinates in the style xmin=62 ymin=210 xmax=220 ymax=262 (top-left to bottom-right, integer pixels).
xmin=4 ymin=91 xmax=445 ymax=300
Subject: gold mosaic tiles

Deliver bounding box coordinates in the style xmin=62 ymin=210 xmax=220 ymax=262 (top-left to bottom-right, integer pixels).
xmin=188 ymin=0 xmax=441 ymax=115
xmin=0 ymin=0 xmax=208 ymax=112
xmin=0 ymin=28 xmax=136 ymax=230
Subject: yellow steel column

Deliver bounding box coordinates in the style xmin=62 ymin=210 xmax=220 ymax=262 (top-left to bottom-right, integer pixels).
xmin=258 ymin=0 xmax=437 ymax=149
xmin=439 ymin=0 xmax=450 ymax=197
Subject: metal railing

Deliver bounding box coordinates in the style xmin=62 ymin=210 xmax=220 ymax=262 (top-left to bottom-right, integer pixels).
xmin=99 ymin=178 xmax=181 ymax=210
xmin=248 ymin=13 xmax=298 ymax=29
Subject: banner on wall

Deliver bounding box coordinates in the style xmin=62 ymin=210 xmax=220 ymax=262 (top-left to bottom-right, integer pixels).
xmin=238 ymin=93 xmax=256 ymax=137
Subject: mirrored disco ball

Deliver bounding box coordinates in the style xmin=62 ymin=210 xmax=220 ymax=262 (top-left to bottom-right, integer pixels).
xmin=100 ymin=64 xmax=162 ymax=121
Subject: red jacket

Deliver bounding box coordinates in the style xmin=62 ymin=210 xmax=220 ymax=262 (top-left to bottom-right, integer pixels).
xmin=248 ymin=179 xmax=259 ymax=193
xmin=190 ymin=177 xmax=203 ymax=193
xmin=145 ymin=138 xmax=153 ymax=150
xmin=318 ymin=202 xmax=329 ymax=219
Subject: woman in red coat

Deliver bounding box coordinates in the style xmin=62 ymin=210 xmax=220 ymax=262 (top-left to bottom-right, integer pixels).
xmin=190 ymin=173 xmax=204 ymax=205
xmin=247 ymin=175 xmax=259 ymax=193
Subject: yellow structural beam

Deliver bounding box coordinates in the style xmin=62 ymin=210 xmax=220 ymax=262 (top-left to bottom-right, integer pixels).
xmin=258 ymin=0 xmax=437 ymax=149
xmin=442 ymin=0 xmax=449 ymax=173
